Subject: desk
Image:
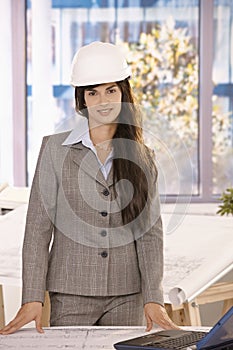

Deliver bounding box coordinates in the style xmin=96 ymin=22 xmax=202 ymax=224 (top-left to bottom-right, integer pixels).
xmin=0 ymin=205 xmax=27 ymax=328
xmin=0 ymin=186 xmax=29 ymax=211
xmin=0 ymin=326 xmax=210 ymax=350
xmin=162 ymin=212 xmax=233 ymax=326
xmin=0 ymin=205 xmax=27 ymax=287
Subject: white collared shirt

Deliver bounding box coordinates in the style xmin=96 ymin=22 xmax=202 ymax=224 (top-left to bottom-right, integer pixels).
xmin=62 ymin=116 xmax=113 ymax=180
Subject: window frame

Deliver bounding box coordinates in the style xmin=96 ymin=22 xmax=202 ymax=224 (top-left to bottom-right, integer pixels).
xmin=12 ymin=0 xmax=27 ymax=186
xmin=197 ymin=0 xmax=214 ymax=202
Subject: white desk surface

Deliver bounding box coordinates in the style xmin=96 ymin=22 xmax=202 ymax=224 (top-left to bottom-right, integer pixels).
xmin=0 ymin=186 xmax=30 ymax=210
xmin=0 ymin=204 xmax=27 ymax=286
xmin=0 ymin=326 xmax=210 ymax=350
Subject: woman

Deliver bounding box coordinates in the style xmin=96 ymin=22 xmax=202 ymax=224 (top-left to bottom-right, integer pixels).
xmin=0 ymin=42 xmax=178 ymax=334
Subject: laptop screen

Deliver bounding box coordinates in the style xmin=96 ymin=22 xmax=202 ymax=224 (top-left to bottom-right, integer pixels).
xmin=197 ymin=307 xmax=233 ymax=349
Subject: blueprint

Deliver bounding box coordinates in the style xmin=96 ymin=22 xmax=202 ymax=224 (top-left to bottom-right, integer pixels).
xmin=0 ymin=326 xmax=211 ymax=350
xmin=0 ymin=326 xmax=147 ymax=350
xmin=163 ymin=213 xmax=233 ymax=305
xmin=163 ymin=252 xmax=204 ymax=297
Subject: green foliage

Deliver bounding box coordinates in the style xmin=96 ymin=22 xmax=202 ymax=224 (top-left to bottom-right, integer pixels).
xmin=118 ymin=17 xmax=232 ymax=191
xmin=119 ymin=17 xmax=198 ymax=150
xmin=217 ymin=188 xmax=233 ymax=216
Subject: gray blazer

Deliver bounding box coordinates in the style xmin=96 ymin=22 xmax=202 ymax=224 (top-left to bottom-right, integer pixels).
xmin=22 ymin=131 xmax=164 ymax=306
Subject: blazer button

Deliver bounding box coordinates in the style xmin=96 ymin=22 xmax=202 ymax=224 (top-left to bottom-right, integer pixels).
xmin=100 ymin=211 xmax=108 ymax=217
xmin=102 ymin=189 xmax=110 ymax=196
xmin=100 ymin=230 xmax=107 ymax=237
xmin=101 ymin=251 xmax=108 ymax=258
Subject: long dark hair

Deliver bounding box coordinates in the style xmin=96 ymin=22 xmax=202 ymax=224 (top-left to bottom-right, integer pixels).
xmin=75 ymin=79 xmax=157 ymax=226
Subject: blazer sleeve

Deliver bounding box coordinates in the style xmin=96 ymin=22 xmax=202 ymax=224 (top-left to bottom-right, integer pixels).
xmin=135 ymin=180 xmax=164 ymax=306
xmin=22 ymin=136 xmax=57 ymax=305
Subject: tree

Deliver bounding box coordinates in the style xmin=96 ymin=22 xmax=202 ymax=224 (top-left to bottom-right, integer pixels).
xmin=119 ymin=17 xmax=232 ymax=194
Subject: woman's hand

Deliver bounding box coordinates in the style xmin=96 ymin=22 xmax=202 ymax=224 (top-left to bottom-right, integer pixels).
xmin=144 ymin=302 xmax=180 ymax=331
xmin=0 ymin=302 xmax=44 ymax=335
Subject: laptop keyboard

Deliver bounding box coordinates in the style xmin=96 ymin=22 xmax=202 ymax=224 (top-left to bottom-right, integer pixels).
xmin=148 ymin=331 xmax=206 ymax=349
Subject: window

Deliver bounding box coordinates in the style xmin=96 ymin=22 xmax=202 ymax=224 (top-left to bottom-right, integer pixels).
xmin=25 ymin=0 xmax=232 ymax=201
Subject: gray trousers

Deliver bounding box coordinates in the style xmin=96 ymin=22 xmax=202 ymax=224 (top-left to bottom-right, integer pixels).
xmin=49 ymin=292 xmax=144 ymax=327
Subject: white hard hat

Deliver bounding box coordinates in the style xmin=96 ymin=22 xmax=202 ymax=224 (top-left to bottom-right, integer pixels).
xmin=70 ymin=41 xmax=131 ymax=87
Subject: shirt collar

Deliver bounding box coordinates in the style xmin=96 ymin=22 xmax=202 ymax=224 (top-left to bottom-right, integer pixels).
xmin=62 ymin=116 xmax=90 ymax=146
xmin=62 ymin=116 xmax=114 ymax=166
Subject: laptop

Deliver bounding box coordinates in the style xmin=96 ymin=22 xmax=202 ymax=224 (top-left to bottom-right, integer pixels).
xmin=114 ymin=306 xmax=233 ymax=350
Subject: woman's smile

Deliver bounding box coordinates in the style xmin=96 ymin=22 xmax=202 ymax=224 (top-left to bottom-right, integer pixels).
xmin=97 ymin=107 xmax=113 ymax=116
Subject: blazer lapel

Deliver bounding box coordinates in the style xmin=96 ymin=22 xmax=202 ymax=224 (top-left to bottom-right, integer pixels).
xmin=106 ymin=165 xmax=114 ymax=187
xmin=69 ymin=143 xmax=114 ymax=187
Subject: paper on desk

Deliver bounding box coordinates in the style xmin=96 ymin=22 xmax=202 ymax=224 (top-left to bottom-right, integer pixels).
xmin=168 ymin=259 xmax=233 ymax=305
xmin=0 ymin=204 xmax=27 ymax=286
xmin=0 ymin=326 xmax=148 ymax=350
xmin=0 ymin=326 xmax=210 ymax=349
xmin=163 ymin=213 xmax=233 ymax=305
xmin=0 ymin=182 xmax=8 ymax=192
xmin=0 ymin=186 xmax=30 ymax=209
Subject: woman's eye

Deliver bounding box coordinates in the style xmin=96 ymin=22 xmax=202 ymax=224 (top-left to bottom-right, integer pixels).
xmin=107 ymin=89 xmax=116 ymax=94
xmin=88 ymin=91 xmax=96 ymax=96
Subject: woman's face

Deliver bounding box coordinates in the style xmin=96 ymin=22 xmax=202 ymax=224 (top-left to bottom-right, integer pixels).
xmin=84 ymin=82 xmax=122 ymax=127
